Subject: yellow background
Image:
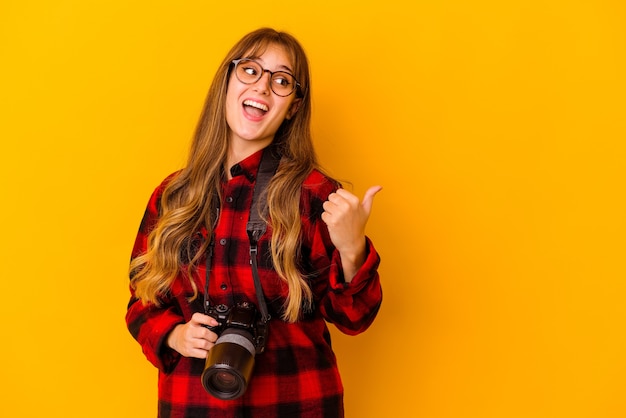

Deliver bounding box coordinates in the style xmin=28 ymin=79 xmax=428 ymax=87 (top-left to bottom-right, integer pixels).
xmin=1 ymin=1 xmax=625 ymax=417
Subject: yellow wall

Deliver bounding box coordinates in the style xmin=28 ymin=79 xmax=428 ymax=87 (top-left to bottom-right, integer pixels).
xmin=1 ymin=1 xmax=625 ymax=417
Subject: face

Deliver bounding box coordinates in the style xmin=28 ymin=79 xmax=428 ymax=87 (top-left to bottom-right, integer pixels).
xmin=225 ymin=44 xmax=301 ymax=152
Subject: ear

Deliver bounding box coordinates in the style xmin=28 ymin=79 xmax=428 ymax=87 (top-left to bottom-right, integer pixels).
xmin=285 ymin=98 xmax=302 ymax=120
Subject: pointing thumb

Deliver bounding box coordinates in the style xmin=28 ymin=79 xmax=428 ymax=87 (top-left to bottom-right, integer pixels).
xmin=361 ymin=185 xmax=382 ymax=214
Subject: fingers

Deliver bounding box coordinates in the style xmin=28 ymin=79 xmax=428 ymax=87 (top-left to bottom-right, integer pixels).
xmin=187 ymin=348 xmax=211 ymax=359
xmin=184 ymin=327 xmax=217 ymax=359
xmin=323 ymin=189 xmax=357 ymax=216
xmin=323 ymin=186 xmax=382 ymax=216
xmin=168 ymin=314 xmax=220 ymax=359
xmin=189 ymin=313 xmax=219 ymax=344
xmin=191 ymin=312 xmax=219 ymax=328
xmin=189 ymin=324 xmax=218 ymax=344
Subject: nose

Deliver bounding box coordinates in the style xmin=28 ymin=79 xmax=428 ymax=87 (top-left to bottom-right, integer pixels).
xmin=253 ymin=70 xmax=272 ymax=94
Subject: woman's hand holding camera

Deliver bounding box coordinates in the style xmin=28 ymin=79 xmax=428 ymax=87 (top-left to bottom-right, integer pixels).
xmin=321 ymin=185 xmax=382 ymax=282
xmin=166 ymin=312 xmax=220 ymax=359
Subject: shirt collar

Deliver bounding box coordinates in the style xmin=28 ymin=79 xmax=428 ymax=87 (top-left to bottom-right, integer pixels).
xmin=228 ymin=147 xmax=264 ymax=183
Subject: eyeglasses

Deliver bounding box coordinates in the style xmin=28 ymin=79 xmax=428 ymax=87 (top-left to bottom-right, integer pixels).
xmin=231 ymin=58 xmax=302 ymax=97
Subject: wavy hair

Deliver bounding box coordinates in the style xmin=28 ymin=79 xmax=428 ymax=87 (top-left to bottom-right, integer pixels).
xmin=130 ymin=28 xmax=319 ymax=322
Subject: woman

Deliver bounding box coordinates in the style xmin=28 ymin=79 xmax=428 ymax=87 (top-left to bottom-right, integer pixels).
xmin=126 ymin=27 xmax=382 ymax=417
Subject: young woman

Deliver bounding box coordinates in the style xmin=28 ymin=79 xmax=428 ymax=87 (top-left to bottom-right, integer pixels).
xmin=126 ymin=27 xmax=382 ymax=417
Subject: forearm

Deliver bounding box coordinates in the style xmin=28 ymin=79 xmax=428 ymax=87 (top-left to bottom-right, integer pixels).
xmin=338 ymin=237 xmax=367 ymax=283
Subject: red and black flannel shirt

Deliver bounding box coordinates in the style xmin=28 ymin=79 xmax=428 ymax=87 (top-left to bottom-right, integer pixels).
xmin=126 ymin=148 xmax=382 ymax=418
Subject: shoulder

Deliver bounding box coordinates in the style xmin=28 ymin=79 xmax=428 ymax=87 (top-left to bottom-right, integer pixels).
xmin=302 ymin=169 xmax=340 ymax=197
xmin=143 ymin=170 xmax=183 ymax=215
xmin=151 ymin=170 xmax=183 ymax=198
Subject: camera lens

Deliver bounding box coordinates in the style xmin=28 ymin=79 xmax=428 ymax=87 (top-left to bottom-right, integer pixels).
xmin=201 ymin=328 xmax=256 ymax=400
xmin=209 ymin=370 xmax=239 ymax=391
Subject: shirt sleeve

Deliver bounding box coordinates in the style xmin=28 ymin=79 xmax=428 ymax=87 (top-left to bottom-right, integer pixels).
xmin=125 ymin=175 xmax=184 ymax=373
xmin=302 ymin=173 xmax=383 ymax=336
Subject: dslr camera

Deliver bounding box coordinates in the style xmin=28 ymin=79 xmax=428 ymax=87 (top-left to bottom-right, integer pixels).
xmin=201 ymin=302 xmax=268 ymax=400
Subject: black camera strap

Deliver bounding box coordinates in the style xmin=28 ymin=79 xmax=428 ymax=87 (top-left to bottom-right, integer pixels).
xmin=246 ymin=146 xmax=280 ymax=323
xmin=203 ymin=145 xmax=280 ymax=324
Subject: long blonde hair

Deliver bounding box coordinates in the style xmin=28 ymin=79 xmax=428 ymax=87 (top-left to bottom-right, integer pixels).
xmin=130 ymin=28 xmax=320 ymax=322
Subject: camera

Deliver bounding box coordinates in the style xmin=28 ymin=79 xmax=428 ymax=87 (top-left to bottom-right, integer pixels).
xmin=201 ymin=302 xmax=268 ymax=400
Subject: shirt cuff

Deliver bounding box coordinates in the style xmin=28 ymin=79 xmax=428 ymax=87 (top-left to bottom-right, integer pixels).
xmin=142 ymin=311 xmax=184 ymax=373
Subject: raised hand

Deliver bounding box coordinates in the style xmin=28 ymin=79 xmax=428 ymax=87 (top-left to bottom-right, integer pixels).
xmin=321 ymin=185 xmax=382 ymax=281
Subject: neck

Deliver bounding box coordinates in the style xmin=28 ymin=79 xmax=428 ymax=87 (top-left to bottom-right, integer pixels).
xmin=226 ymin=138 xmax=274 ymax=179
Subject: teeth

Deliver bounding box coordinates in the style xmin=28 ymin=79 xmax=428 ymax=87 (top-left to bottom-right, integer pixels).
xmin=243 ymin=100 xmax=268 ymax=112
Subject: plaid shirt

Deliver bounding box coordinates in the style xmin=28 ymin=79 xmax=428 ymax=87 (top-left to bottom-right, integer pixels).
xmin=126 ymin=149 xmax=382 ymax=417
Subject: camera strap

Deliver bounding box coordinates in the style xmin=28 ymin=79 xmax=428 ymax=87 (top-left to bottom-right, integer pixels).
xmin=246 ymin=145 xmax=281 ymax=324
xmin=203 ymin=145 xmax=280 ymax=323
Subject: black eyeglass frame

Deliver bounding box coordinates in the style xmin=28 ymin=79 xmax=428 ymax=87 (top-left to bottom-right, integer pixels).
xmin=231 ymin=58 xmax=303 ymax=97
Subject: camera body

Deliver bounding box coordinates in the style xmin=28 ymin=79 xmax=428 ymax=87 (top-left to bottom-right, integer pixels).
xmin=205 ymin=302 xmax=268 ymax=353
xmin=201 ymin=302 xmax=269 ymax=400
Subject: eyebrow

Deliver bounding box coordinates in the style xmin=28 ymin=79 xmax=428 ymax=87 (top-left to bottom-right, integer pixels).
xmin=277 ymin=65 xmax=294 ymax=73
xmin=248 ymin=56 xmax=294 ymax=74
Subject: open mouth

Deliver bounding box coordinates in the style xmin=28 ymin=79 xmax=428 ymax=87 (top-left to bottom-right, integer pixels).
xmin=243 ymin=99 xmax=269 ymax=118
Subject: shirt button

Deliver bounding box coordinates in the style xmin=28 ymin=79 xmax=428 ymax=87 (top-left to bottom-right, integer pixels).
xmin=220 ymin=283 xmax=228 ymax=290
xmin=219 ymin=238 xmax=227 ymax=245
xmin=226 ymin=196 xmax=233 ymax=203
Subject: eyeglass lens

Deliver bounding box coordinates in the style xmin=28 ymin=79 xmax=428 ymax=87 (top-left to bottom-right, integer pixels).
xmin=235 ymin=59 xmax=297 ymax=97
